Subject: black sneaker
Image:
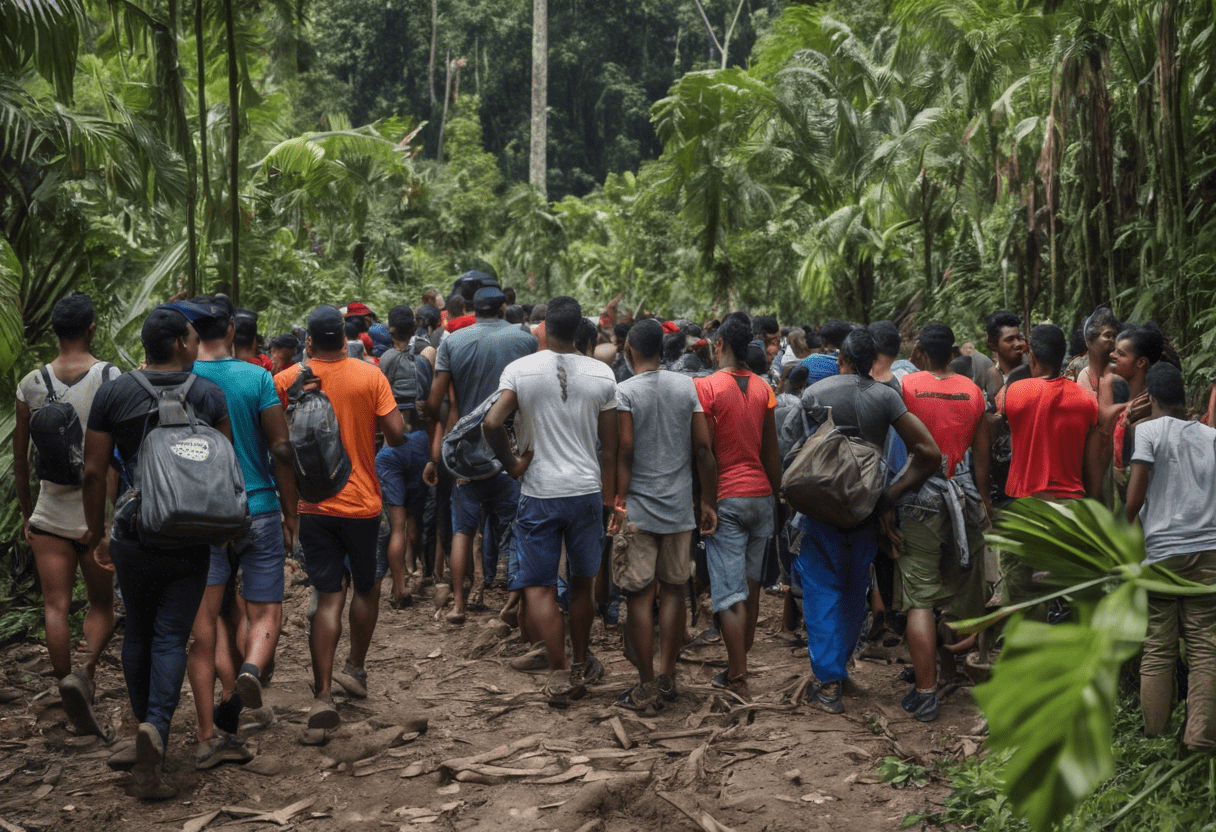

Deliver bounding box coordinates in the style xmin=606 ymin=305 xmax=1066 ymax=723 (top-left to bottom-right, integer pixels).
xmin=657 ymin=674 xmax=678 ymax=702
xmin=615 ymin=682 xmax=661 ymax=713
xmin=901 ymin=689 xmax=939 ymax=722
xmin=814 ymin=681 xmax=844 ymax=714
xmin=570 ymin=655 xmax=605 ymax=687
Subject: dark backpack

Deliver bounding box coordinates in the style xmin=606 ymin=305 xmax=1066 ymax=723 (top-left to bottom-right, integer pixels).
xmin=440 ymin=390 xmax=504 ymax=481
xmin=28 ymin=363 xmax=116 ymax=486
xmin=129 ymin=371 xmax=251 ymax=548
xmin=285 ymin=365 xmax=352 ymax=504
xmin=380 ymin=348 xmax=418 ymax=413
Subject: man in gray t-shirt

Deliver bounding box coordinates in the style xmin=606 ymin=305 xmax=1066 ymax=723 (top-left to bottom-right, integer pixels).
xmin=1125 ymin=363 xmax=1216 ymax=751
xmin=804 ymin=373 xmax=908 ymax=447
xmin=422 ymin=287 xmax=537 ymax=624
xmin=607 ymin=319 xmax=719 ymax=712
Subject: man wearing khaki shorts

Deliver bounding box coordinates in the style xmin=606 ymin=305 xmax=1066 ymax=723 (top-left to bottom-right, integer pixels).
xmin=607 ymin=319 xmax=718 ymax=712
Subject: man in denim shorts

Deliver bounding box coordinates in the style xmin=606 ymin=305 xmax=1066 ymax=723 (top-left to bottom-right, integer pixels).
xmin=484 ymin=297 xmax=618 ymax=703
xmin=694 ymin=315 xmax=782 ymax=701
xmin=187 ymin=296 xmax=299 ymax=769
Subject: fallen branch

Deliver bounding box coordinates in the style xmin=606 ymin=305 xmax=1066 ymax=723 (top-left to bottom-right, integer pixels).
xmin=655 ymin=790 xmax=736 ymax=832
xmin=440 ymin=733 xmax=544 ymax=771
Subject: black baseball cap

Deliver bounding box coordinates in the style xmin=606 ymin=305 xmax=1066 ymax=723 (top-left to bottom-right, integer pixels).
xmin=142 ymin=306 xmax=191 ymax=348
xmin=154 ymin=300 xmax=212 ymax=323
xmin=307 ymin=305 xmax=345 ymax=339
xmin=188 ymin=294 xmax=235 ymax=323
xmin=473 ymin=286 xmax=507 ymax=315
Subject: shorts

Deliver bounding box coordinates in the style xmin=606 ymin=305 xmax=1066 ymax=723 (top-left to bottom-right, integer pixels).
xmin=298 ymin=513 xmax=381 ymax=594
xmin=705 ymin=495 xmax=774 ymax=613
xmin=452 ymin=472 xmax=520 ymax=538
xmin=896 ymin=507 xmax=986 ymax=615
xmin=376 ymin=436 xmax=428 ymax=514
xmin=207 ymin=511 xmax=285 ymax=603
xmin=509 ymin=493 xmax=604 ymax=591
xmin=611 ymin=525 xmax=693 ymax=593
xmin=28 ymin=525 xmax=87 ymax=556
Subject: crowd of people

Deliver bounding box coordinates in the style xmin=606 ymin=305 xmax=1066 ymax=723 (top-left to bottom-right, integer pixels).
xmin=13 ymin=273 xmax=1216 ymax=800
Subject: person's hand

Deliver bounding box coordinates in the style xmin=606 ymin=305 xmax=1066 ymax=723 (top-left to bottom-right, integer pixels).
xmin=22 ymin=517 xmax=32 ymax=544
xmin=1126 ymin=394 xmax=1152 ymax=425
xmin=606 ymin=497 xmax=627 ymax=535
xmin=879 ymin=508 xmax=902 ymax=557
xmin=416 ymin=399 xmax=430 ymax=422
xmin=91 ymin=534 xmax=115 ymax=572
xmin=423 ymin=461 xmax=439 ymax=487
xmin=699 ymin=501 xmax=718 ymax=536
xmin=282 ymin=512 xmax=299 ymax=555
xmin=981 ymin=498 xmax=995 ymax=530
xmin=506 ymin=450 xmax=534 ymax=481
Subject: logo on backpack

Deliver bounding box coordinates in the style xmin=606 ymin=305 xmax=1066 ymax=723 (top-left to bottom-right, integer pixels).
xmin=170 ymin=437 xmax=212 ymax=461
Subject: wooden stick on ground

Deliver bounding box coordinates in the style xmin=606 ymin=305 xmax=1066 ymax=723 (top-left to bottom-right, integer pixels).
xmin=656 ymin=790 xmax=736 ymax=832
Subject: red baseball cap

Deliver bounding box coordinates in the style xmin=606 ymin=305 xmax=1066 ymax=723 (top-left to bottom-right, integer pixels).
xmin=345 ymin=301 xmax=373 ymax=318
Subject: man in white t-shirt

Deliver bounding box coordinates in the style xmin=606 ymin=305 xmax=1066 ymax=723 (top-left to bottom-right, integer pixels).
xmin=484 ymin=297 xmax=618 ymax=703
xmin=14 ymin=293 xmax=118 ymax=739
xmin=1126 ymin=363 xmax=1216 ymax=752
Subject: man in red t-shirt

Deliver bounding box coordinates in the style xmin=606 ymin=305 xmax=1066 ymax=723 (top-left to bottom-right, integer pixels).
xmin=694 ymin=316 xmax=781 ymax=701
xmin=897 ymin=323 xmax=991 ymax=722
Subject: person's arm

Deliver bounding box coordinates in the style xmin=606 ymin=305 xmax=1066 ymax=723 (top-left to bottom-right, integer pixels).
xmin=13 ymin=400 xmax=32 ymax=536
xmin=483 ymin=390 xmax=531 ymax=479
xmin=761 ymin=408 xmax=782 ymax=496
xmin=889 ymin=412 xmax=939 ymax=502
xmin=260 ymin=403 xmax=299 ymax=553
xmin=970 ymin=410 xmax=993 ymax=520
xmin=1082 ymin=424 xmax=1107 ymax=499
xmin=608 ymin=410 xmax=633 ymax=535
xmin=216 ymin=416 xmax=233 ymax=444
xmin=82 ymin=428 xmax=114 ymax=552
xmin=423 ymin=384 xmax=458 ymax=486
xmin=422 ymin=368 xmax=451 ymax=423
xmin=691 ymin=411 xmax=718 ymax=535
xmin=598 ymin=408 xmax=619 ymax=508
xmin=378 ymin=407 xmax=405 ymax=448
xmin=1125 ymin=461 xmax=1150 ymax=524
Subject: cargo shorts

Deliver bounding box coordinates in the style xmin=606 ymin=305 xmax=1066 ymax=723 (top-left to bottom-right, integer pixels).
xmin=611 ymin=524 xmax=693 ymax=593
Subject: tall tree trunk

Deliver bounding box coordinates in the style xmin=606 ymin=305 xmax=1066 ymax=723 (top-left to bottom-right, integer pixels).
xmin=719 ymin=0 xmax=746 ymax=69
xmin=224 ymin=0 xmax=239 ymax=305
xmin=529 ymin=0 xmax=547 ymax=197
xmin=692 ymin=0 xmax=724 ymax=64
xmin=195 ymin=0 xmax=210 ymax=279
xmin=167 ymin=0 xmax=197 ymax=297
xmin=1157 ymin=0 xmax=1186 ymax=327
xmin=429 ymin=0 xmax=439 ymax=108
xmin=437 ymin=51 xmax=453 ymax=159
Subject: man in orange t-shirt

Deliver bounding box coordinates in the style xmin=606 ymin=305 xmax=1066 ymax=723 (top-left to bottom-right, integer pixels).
xmin=693 ymin=315 xmax=782 ymax=701
xmin=274 ymin=306 xmax=404 ymax=731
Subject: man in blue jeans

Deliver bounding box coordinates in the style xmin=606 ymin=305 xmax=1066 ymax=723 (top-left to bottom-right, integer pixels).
xmin=83 ymin=303 xmax=232 ymax=799
xmin=424 ymin=286 xmax=537 ymax=625
xmin=484 ymin=297 xmax=618 ymax=702
xmin=186 ymin=296 xmax=299 ymax=769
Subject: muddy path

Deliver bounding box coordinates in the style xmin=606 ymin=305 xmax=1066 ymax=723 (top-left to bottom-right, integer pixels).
xmin=0 ymin=573 xmax=982 ymax=832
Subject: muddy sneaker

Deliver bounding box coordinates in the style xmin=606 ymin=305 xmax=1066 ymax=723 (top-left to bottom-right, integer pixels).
xmin=58 ymin=670 xmax=106 ymax=739
xmin=615 ymin=682 xmax=661 ymax=714
xmin=195 ymin=732 xmax=254 ymax=770
xmin=542 ymin=670 xmax=587 ymax=703
xmin=332 ymin=663 xmax=368 ymax=699
xmin=132 ymin=723 xmax=175 ymax=800
xmin=710 ymin=670 xmax=750 ymax=701
xmin=307 ymin=696 xmax=341 ymax=730
xmin=814 ymin=681 xmax=844 ymax=714
xmin=241 ymin=705 xmax=276 ymax=732
xmin=235 ymin=671 xmax=264 ymax=710
xmin=901 ymin=689 xmax=940 ymax=723
xmin=509 ymin=644 xmax=549 ymax=672
xmin=657 ymin=674 xmax=678 ymax=702
xmin=570 ymin=655 xmax=605 ymax=687
xmin=106 ymin=738 xmax=138 ymax=771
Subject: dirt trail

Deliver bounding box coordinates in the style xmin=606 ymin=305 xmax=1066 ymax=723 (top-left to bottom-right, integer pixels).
xmin=0 ymin=575 xmax=981 ymax=831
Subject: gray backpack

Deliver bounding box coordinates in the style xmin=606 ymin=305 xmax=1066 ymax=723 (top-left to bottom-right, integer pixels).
xmin=129 ymin=371 xmax=251 ymax=548
xmin=285 ymin=365 xmax=352 ymax=504
xmin=380 ymin=348 xmax=418 ymax=413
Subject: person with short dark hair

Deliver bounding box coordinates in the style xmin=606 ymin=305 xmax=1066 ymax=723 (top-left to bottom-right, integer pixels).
xmin=801 ymin=320 xmax=855 ymax=385
xmin=795 ymin=329 xmax=939 ymax=714
xmin=82 ymin=302 xmax=232 ymax=798
xmin=609 ymin=318 xmax=718 ymax=710
xmin=186 ymin=295 xmax=298 ymax=770
xmin=375 ymin=305 xmax=435 ymax=609
xmin=413 ymin=304 xmax=443 ymax=354
xmin=484 ymin=297 xmax=618 ymax=703
xmin=269 ymin=334 xmax=299 ymax=374
xmin=1126 ymin=363 xmax=1216 ymax=751
xmin=14 ymin=293 xmax=118 ymax=741
xmin=234 ymin=308 xmax=271 ymax=371
xmin=505 ymin=304 xmax=526 ymax=325
xmin=504 ymin=287 xmax=517 ymax=306
xmin=1109 ymin=324 xmax=1166 ymax=479
xmin=445 ymin=294 xmax=473 ymax=333
xmin=1066 ymin=307 xmax=1120 ymax=396
xmin=692 ymin=315 xmax=782 ymax=701
xmin=273 ymin=306 xmax=406 ymax=732
xmin=895 ymin=323 xmax=991 ymax=722
xmin=423 ymin=287 xmax=536 ymax=624
xmin=983 ymin=310 xmax=1026 ymax=399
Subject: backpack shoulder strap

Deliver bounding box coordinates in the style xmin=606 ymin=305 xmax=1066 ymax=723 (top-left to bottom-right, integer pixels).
xmin=39 ymin=365 xmax=59 ymax=403
xmin=129 ymin=370 xmax=194 ymax=427
xmin=286 ymin=365 xmax=315 ymax=408
xmin=101 ymin=362 xmax=119 ymax=383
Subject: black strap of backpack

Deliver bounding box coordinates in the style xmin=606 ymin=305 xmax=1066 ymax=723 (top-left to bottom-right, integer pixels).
xmin=39 ymin=365 xmax=60 ymax=403
xmin=129 ymin=370 xmax=198 ymax=428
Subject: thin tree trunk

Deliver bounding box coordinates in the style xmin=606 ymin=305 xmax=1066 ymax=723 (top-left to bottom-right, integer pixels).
xmin=474 ymin=35 xmax=479 ymax=98
xmin=194 ymin=0 xmax=210 ymax=286
xmin=691 ymin=0 xmax=724 ymax=63
xmin=437 ymin=51 xmax=453 ymax=159
xmin=529 ymin=0 xmax=548 ymax=197
xmin=224 ymin=0 xmax=239 ymax=304
xmin=428 ymin=0 xmax=438 ymax=107
xmin=719 ymin=0 xmax=746 ymax=69
xmin=167 ymin=0 xmax=197 ymax=296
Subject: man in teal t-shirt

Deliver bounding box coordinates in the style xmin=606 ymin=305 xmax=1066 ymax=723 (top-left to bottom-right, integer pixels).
xmin=184 ymin=296 xmax=298 ymax=770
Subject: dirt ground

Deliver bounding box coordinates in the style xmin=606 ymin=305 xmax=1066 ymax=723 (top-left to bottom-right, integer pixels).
xmin=0 ymin=572 xmax=983 ymax=832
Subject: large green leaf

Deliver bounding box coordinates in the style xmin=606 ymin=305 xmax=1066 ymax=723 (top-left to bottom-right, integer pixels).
xmin=0 ymin=239 xmax=23 ymax=374
xmin=975 ymin=582 xmax=1147 ymax=832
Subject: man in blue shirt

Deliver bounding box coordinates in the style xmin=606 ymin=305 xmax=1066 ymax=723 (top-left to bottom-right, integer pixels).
xmin=185 ymin=296 xmax=297 ymax=770
xmin=801 ymin=320 xmax=856 ymax=385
